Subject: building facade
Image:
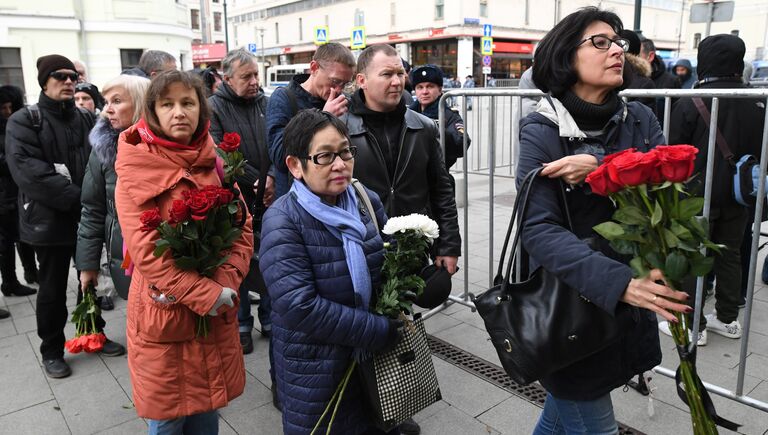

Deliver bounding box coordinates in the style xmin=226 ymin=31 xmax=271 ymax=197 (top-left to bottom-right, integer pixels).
xmin=229 ymin=0 xmax=687 ymax=86
xmin=0 ymin=0 xmax=194 ymax=102
xmin=185 ymin=0 xmax=230 ymax=68
xmin=682 ymin=0 xmax=768 ymax=62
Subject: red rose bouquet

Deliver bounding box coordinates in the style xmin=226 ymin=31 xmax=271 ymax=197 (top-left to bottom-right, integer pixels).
xmin=64 ymin=285 xmax=106 ymax=354
xmin=587 ymin=144 xmax=737 ymax=434
xmin=216 ymin=132 xmax=246 ymax=185
xmin=140 ymin=185 xmax=244 ymax=336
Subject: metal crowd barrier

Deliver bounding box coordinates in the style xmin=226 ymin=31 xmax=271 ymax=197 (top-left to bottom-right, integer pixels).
xmin=427 ymin=87 xmax=768 ymax=413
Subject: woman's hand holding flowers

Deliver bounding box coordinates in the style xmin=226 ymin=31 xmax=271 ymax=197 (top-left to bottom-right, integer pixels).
xmin=621 ymin=269 xmax=691 ymax=323
xmin=541 ymin=154 xmax=599 ymax=185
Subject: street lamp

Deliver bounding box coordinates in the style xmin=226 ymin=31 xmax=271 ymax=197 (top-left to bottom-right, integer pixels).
xmin=223 ymin=0 xmax=229 ymax=51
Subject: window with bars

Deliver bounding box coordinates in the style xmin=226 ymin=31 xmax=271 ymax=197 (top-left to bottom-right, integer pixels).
xmin=120 ymin=49 xmax=143 ymax=71
xmin=0 ymin=48 xmax=24 ymax=94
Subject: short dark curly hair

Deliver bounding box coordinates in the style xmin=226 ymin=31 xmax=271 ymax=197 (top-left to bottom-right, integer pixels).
xmin=532 ymin=7 xmax=629 ymax=96
xmin=284 ymin=109 xmax=350 ymax=170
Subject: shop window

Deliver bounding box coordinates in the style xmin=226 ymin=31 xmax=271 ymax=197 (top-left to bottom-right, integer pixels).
xmin=191 ymin=9 xmax=200 ymax=30
xmin=0 ymin=48 xmax=24 ymax=94
xmin=435 ymin=0 xmax=444 ymax=20
xmin=480 ymin=0 xmax=488 ymax=18
xmin=120 ymin=49 xmax=143 ymax=71
xmin=214 ymin=12 xmax=222 ymax=32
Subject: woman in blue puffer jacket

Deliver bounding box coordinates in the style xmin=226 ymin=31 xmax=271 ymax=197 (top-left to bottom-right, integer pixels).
xmin=259 ymin=109 xmax=400 ymax=435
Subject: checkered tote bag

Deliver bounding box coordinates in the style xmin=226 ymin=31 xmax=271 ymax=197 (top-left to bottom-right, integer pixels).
xmin=359 ymin=313 xmax=442 ymax=431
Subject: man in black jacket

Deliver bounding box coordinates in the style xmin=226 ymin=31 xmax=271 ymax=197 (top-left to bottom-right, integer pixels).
xmin=663 ymin=34 xmax=764 ymax=344
xmin=0 ymin=85 xmax=37 ymax=303
xmin=409 ymin=64 xmax=470 ymax=170
xmin=208 ymin=48 xmax=273 ymax=354
xmin=267 ymin=42 xmax=355 ymax=199
xmin=639 ymin=37 xmax=680 ymax=118
xmin=5 ymin=55 xmax=98 ymax=377
xmin=344 ymin=45 xmax=461 ymax=275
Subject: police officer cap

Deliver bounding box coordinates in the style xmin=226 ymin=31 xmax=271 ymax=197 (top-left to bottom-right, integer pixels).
xmin=410 ymin=64 xmax=444 ymax=87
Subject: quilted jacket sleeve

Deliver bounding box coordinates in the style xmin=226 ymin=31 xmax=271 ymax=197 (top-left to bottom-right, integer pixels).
xmin=259 ymin=204 xmax=392 ymax=351
xmin=75 ymin=150 xmax=107 ymax=271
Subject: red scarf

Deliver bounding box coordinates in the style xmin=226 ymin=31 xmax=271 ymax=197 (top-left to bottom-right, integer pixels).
xmin=135 ymin=118 xmax=211 ymax=150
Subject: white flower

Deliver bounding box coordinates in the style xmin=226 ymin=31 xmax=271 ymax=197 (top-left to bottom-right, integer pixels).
xmin=382 ymin=213 xmax=440 ymax=240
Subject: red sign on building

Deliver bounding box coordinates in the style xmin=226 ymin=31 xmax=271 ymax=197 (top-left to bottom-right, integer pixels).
xmin=493 ymin=42 xmax=534 ymax=54
xmin=192 ymin=43 xmax=227 ymax=63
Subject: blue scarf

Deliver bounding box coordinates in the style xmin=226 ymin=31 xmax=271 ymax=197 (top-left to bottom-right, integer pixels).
xmin=291 ymin=180 xmax=372 ymax=311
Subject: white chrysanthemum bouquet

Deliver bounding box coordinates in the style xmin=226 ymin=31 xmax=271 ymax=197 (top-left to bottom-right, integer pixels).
xmin=375 ymin=213 xmax=440 ymax=318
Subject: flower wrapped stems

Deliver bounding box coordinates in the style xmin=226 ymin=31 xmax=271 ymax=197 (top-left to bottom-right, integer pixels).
xmin=587 ymin=144 xmax=736 ymax=434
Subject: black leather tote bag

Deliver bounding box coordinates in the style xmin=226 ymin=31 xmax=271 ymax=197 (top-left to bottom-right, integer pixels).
xmin=473 ymin=167 xmax=621 ymax=385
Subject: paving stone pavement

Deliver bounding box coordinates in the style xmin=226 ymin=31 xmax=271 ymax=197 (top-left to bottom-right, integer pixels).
xmin=2 ymin=173 xmax=768 ymax=434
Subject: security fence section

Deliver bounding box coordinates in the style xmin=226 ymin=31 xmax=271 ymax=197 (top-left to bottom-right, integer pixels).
xmin=428 ymin=87 xmax=768 ymax=413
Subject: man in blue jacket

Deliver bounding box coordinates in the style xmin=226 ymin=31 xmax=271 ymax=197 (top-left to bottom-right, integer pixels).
xmin=267 ymin=43 xmax=356 ymax=199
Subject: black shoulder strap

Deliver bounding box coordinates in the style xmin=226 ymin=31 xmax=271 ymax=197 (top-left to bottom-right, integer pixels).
xmin=283 ymin=86 xmax=298 ymax=117
xmin=692 ymin=97 xmax=734 ymax=163
xmin=27 ymin=104 xmax=42 ymax=131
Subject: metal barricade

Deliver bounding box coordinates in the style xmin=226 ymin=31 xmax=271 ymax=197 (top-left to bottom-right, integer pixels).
xmin=428 ymin=87 xmax=768 ymax=413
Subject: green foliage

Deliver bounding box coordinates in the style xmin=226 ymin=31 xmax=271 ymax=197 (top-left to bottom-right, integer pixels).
xmin=375 ymin=228 xmax=432 ymax=318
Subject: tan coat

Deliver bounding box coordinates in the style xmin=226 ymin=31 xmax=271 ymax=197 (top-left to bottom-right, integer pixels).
xmin=114 ymin=124 xmax=253 ymax=420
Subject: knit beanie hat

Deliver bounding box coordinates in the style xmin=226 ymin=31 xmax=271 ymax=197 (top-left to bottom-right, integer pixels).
xmin=619 ymin=30 xmax=642 ymax=56
xmin=75 ymin=82 xmax=104 ymax=110
xmin=37 ymin=54 xmax=76 ymax=88
xmin=697 ymin=34 xmax=745 ymax=80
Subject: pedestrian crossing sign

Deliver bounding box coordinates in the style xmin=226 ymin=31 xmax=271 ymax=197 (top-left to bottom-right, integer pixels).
xmin=314 ymin=26 xmax=329 ymax=45
xmin=481 ymin=37 xmax=493 ymax=55
xmin=351 ymin=26 xmax=366 ymax=50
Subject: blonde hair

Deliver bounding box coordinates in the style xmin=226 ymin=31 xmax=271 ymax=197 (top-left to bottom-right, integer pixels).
xmin=101 ymin=74 xmax=151 ymax=124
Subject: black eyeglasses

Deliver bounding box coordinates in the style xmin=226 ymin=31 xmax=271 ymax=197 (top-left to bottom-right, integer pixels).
xmin=302 ymin=146 xmax=357 ymax=165
xmin=578 ymin=35 xmax=630 ymax=52
xmin=49 ymin=71 xmax=79 ymax=82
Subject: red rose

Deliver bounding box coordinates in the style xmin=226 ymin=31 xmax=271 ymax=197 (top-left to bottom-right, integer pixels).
xmin=586 ymin=164 xmax=622 ymax=196
xmin=606 ymin=150 xmax=653 ymax=187
xmin=216 ymin=187 xmax=234 ymax=205
xmin=139 ymin=207 xmax=163 ymax=231
xmin=602 ymin=148 xmax=636 ymax=164
xmin=65 ymin=336 xmax=84 ymax=354
xmin=185 ymin=189 xmax=217 ymax=221
xmin=655 ymin=144 xmax=698 ymax=183
xmin=641 ymin=149 xmax=664 ymax=184
xmin=220 ymin=132 xmax=241 ymax=153
xmin=83 ymin=333 xmax=106 ymax=353
xmin=168 ymin=199 xmax=190 ymax=224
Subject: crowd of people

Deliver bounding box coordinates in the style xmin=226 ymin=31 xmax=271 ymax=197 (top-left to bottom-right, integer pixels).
xmin=0 ymin=6 xmax=765 ymax=434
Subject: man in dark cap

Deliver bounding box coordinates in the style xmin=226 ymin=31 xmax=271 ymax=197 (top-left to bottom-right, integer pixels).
xmin=74 ymin=82 xmax=104 ymax=114
xmin=619 ymin=29 xmax=656 ymax=113
xmin=409 ymin=64 xmax=471 ymax=170
xmin=662 ymin=34 xmax=766 ymax=345
xmin=6 ymin=54 xmax=124 ymax=378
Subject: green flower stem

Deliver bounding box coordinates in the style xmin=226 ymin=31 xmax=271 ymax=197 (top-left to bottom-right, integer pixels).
xmin=311 ymin=361 xmax=356 ymax=435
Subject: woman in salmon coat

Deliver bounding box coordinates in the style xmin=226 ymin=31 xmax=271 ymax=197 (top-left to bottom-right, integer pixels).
xmin=114 ymin=70 xmax=253 ymax=434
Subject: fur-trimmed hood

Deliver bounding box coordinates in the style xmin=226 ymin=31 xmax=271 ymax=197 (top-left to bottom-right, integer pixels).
xmin=626 ymin=54 xmax=652 ymax=78
xmin=88 ymin=117 xmax=121 ymax=167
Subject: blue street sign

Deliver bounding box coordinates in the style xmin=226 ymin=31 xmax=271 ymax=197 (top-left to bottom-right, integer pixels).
xmin=314 ymin=26 xmax=329 ymax=45
xmin=351 ymin=27 xmax=366 ymax=49
xmin=483 ymin=24 xmax=492 ymax=38
xmin=481 ymin=37 xmax=493 ymax=55
xmin=247 ymin=43 xmax=258 ymax=54
xmin=482 ymin=55 xmax=492 ymax=67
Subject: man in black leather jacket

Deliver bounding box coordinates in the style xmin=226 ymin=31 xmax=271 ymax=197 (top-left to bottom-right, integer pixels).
xmin=343 ymin=45 xmax=461 ymax=275
xmin=5 ymin=54 xmax=97 ymax=378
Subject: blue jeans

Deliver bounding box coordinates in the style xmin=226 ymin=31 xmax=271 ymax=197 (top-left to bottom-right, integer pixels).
xmin=532 ymin=393 xmax=618 ymax=435
xmin=237 ymin=284 xmax=253 ymax=333
xmin=147 ymin=410 xmax=218 ymax=435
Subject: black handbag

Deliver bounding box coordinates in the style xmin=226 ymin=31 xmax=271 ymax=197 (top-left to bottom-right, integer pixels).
xmin=473 ymin=167 xmax=622 ymax=385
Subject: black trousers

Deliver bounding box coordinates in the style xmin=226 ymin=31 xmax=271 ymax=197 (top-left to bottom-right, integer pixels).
xmin=683 ymin=206 xmax=748 ymax=329
xmin=0 ymin=212 xmax=36 ymax=286
xmin=34 ymin=245 xmax=105 ymax=360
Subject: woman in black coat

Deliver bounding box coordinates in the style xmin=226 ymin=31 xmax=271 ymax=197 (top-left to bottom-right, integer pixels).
xmin=518 ymin=8 xmax=690 ymax=434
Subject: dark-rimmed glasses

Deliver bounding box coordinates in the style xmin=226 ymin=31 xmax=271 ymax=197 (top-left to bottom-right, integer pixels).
xmin=578 ymin=35 xmax=630 ymax=52
xmin=49 ymin=71 xmax=79 ymax=82
xmin=302 ymin=146 xmax=357 ymax=165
